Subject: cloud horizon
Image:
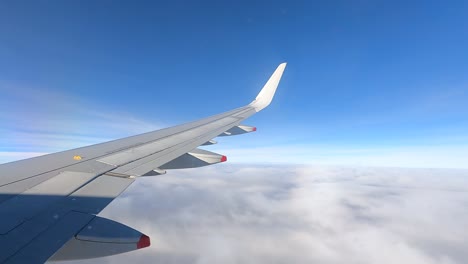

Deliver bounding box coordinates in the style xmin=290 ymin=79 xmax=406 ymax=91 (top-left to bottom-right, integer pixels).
xmin=52 ymin=164 xmax=468 ymax=264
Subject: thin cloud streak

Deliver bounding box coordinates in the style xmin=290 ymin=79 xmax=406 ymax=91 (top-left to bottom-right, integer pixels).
xmin=208 ymin=143 xmax=468 ymax=169
xmin=0 ymin=81 xmax=163 ymax=163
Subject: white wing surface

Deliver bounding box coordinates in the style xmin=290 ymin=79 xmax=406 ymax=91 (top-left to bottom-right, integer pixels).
xmin=0 ymin=63 xmax=286 ymax=263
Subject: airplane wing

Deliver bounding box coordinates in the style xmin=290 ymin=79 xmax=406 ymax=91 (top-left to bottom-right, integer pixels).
xmin=0 ymin=63 xmax=286 ymax=263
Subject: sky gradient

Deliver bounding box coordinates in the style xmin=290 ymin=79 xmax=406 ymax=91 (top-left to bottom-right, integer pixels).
xmin=1 ymin=1 xmax=468 ymax=167
xmin=1 ymin=3 xmax=468 ymax=264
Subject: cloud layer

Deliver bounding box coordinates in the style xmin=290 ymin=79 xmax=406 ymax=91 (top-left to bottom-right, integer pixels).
xmin=55 ymin=165 xmax=468 ymax=264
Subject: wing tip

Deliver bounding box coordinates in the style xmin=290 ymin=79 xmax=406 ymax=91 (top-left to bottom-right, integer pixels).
xmin=249 ymin=62 xmax=287 ymax=112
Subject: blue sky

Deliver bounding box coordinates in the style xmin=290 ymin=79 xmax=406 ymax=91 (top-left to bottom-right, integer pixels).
xmin=1 ymin=1 xmax=468 ymax=167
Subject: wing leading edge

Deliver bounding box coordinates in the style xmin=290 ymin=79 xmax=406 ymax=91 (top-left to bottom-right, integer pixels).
xmin=0 ymin=63 xmax=286 ymax=263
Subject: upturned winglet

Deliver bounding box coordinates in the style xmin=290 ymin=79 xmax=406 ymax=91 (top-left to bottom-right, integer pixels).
xmin=249 ymin=62 xmax=287 ymax=112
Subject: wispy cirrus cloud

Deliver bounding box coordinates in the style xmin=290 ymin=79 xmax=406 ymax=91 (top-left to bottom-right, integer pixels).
xmin=0 ymin=81 xmax=163 ymax=163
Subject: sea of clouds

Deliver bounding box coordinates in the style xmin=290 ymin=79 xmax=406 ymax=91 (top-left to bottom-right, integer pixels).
xmin=54 ymin=164 xmax=468 ymax=264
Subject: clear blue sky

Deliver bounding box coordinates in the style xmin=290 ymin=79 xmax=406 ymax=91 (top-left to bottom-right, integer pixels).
xmin=1 ymin=1 xmax=468 ymax=167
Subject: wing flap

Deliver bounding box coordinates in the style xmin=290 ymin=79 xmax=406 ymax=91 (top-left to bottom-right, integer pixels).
xmin=0 ymin=171 xmax=97 ymax=234
xmin=68 ymin=175 xmax=135 ymax=214
xmin=3 ymin=211 xmax=94 ymax=264
xmin=0 ymin=175 xmax=136 ymax=263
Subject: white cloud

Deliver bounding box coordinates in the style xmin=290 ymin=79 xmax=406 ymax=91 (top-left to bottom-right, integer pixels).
xmin=53 ymin=165 xmax=468 ymax=264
